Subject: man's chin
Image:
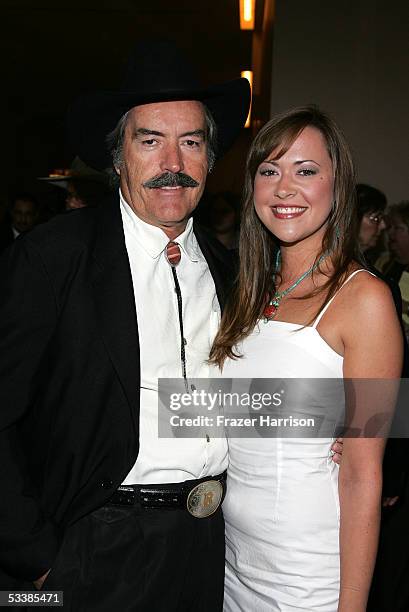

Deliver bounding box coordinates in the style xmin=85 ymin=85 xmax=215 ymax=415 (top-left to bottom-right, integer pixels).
xmin=155 ymin=205 xmax=195 ymax=228
xmin=153 ymin=194 xmax=200 ymax=217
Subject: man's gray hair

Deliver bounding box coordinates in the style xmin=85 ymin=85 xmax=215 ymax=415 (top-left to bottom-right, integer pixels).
xmin=105 ymin=102 xmax=218 ymax=186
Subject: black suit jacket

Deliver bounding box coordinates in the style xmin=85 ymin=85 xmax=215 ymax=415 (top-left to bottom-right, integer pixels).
xmin=0 ymin=195 xmax=235 ymax=582
xmin=0 ymin=222 xmax=14 ymax=254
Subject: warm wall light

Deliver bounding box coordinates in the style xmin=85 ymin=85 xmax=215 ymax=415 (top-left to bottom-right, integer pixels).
xmin=239 ymin=0 xmax=256 ymax=30
xmin=241 ymin=70 xmax=253 ymax=127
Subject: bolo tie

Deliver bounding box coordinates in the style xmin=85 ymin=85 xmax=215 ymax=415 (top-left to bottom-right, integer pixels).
xmin=165 ymin=241 xmax=189 ymax=392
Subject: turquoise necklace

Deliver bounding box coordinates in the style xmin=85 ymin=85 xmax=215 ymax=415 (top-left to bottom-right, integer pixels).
xmin=263 ymin=250 xmax=327 ymax=322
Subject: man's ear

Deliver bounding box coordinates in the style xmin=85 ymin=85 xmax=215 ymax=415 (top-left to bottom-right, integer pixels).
xmin=114 ymin=166 xmax=121 ymax=175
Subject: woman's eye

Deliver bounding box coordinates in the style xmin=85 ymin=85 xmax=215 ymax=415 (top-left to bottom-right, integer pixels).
xmin=298 ymin=168 xmax=317 ymax=176
xmin=259 ymin=168 xmax=277 ymax=176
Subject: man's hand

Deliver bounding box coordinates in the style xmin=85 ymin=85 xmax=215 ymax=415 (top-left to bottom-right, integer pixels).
xmin=33 ymin=569 xmax=51 ymax=590
xmin=330 ymin=437 xmax=343 ymax=464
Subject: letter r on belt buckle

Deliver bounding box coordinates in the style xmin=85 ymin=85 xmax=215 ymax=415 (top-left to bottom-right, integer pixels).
xmin=186 ymin=480 xmax=223 ymax=518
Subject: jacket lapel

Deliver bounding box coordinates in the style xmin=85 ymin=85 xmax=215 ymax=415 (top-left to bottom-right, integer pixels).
xmin=90 ymin=195 xmax=140 ymax=434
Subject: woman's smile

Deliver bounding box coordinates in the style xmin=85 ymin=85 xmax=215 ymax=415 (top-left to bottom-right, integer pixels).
xmin=271 ymin=205 xmax=307 ymax=219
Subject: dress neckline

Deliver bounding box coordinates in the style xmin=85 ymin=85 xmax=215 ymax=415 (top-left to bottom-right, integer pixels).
xmin=259 ymin=320 xmax=343 ymax=360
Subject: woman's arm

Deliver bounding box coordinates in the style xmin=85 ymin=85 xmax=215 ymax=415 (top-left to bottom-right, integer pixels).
xmin=338 ymin=274 xmax=403 ymax=612
xmin=338 ymin=438 xmax=384 ymax=611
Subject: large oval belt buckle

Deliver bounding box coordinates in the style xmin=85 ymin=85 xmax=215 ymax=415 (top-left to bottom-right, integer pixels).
xmin=187 ymin=480 xmax=223 ymax=518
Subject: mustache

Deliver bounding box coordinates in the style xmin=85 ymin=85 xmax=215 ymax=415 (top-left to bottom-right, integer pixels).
xmin=143 ymin=172 xmax=199 ymax=189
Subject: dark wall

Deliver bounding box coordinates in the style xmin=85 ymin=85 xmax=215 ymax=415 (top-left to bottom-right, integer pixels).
xmin=271 ymin=0 xmax=409 ymax=203
xmin=1 ymin=0 xmax=253 ymax=208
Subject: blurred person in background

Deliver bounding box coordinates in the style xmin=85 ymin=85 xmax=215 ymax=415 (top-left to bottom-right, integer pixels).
xmin=368 ymin=200 xmax=409 ymax=612
xmin=0 ymin=193 xmax=40 ymax=254
xmin=356 ymin=183 xmax=387 ymax=262
xmin=208 ymin=191 xmax=240 ymax=249
xmin=39 ymin=157 xmax=111 ymax=211
xmin=64 ymin=177 xmax=111 ymax=210
xmin=378 ymin=201 xmax=409 ymax=338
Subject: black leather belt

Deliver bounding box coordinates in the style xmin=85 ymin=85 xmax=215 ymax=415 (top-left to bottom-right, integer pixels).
xmin=107 ymin=472 xmax=226 ymax=518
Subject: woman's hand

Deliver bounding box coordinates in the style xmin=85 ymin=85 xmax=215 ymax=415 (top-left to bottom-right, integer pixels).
xmin=331 ymin=437 xmax=343 ymax=464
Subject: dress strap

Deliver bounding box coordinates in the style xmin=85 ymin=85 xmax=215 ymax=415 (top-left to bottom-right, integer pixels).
xmin=311 ymin=269 xmax=375 ymax=329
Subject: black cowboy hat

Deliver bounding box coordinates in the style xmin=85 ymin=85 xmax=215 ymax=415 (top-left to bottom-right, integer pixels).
xmin=67 ymin=41 xmax=251 ymax=171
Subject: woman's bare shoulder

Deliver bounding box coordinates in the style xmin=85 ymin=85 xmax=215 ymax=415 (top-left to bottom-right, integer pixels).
xmin=340 ymin=267 xmax=403 ymax=377
xmin=337 ymin=268 xmax=399 ymax=347
xmin=343 ymin=268 xmax=394 ymax=313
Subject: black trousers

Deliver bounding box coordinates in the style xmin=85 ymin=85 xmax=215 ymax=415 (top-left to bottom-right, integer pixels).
xmin=18 ymin=502 xmax=225 ymax=611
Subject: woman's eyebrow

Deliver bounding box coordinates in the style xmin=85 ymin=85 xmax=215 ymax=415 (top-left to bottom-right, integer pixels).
xmin=294 ymin=159 xmax=321 ymax=166
xmin=263 ymin=159 xmax=321 ymax=166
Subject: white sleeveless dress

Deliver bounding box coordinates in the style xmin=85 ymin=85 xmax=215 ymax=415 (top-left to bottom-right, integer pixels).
xmin=222 ymin=270 xmax=370 ymax=611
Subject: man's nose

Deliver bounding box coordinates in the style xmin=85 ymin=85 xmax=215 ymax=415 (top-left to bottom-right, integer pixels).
xmin=160 ymin=143 xmax=183 ymax=174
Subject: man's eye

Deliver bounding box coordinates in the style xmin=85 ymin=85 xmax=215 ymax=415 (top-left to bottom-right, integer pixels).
xmin=142 ymin=139 xmax=157 ymax=145
xmin=184 ymin=140 xmax=200 ymax=147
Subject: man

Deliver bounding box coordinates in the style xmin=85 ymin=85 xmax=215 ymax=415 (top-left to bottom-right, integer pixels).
xmin=0 ymin=42 xmax=250 ymax=610
xmin=38 ymin=157 xmax=111 ymax=210
xmin=0 ymin=193 xmax=39 ymax=253
xmin=356 ymin=183 xmax=387 ymax=258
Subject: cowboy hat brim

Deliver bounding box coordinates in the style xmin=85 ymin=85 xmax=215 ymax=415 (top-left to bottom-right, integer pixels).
xmin=67 ymin=78 xmax=251 ymax=171
xmin=38 ymin=156 xmax=110 ymax=188
xmin=38 ymin=176 xmax=71 ymax=190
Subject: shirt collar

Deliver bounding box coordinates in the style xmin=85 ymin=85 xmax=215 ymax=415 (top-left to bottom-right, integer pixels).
xmin=119 ymin=189 xmax=199 ymax=262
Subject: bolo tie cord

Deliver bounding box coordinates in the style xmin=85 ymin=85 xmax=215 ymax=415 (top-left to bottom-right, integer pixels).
xmin=170 ymin=265 xmax=189 ymax=391
xmin=167 ymin=243 xmax=206 ymax=438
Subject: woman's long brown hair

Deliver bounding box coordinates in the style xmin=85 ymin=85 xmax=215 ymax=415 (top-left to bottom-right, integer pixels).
xmin=209 ymin=106 xmax=363 ymax=368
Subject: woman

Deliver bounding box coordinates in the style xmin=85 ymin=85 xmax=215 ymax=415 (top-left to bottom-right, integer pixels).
xmin=379 ymin=202 xmax=409 ymax=338
xmin=209 ymin=106 xmax=403 ymax=611
xmin=356 ymin=183 xmax=387 ymax=259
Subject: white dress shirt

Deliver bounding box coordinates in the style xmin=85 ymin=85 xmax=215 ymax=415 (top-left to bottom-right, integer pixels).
xmin=119 ymin=191 xmax=228 ymax=484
